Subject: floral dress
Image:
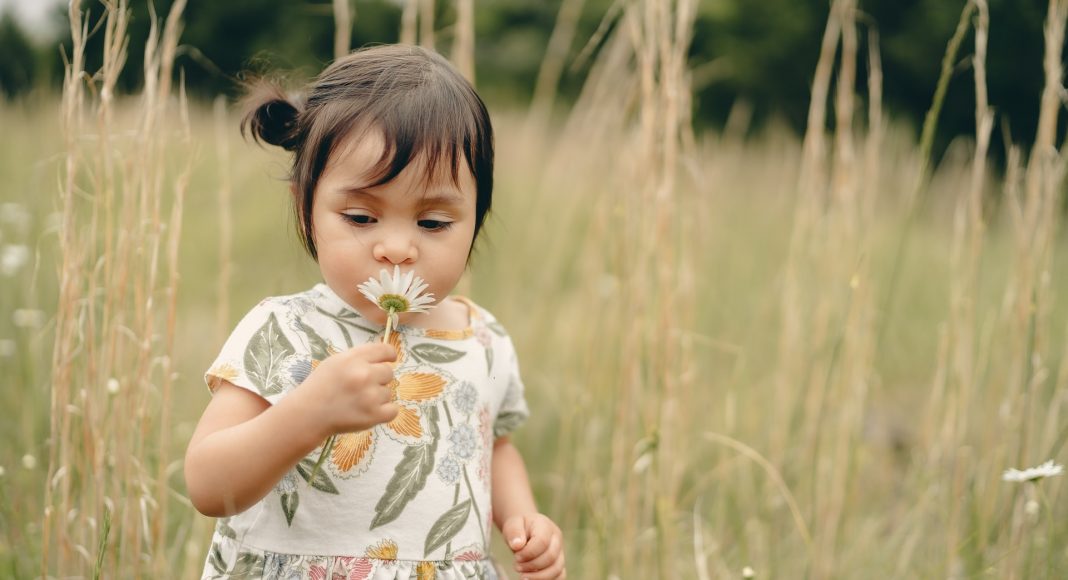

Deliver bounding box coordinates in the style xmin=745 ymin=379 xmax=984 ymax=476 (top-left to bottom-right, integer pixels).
xmin=199 ymin=284 xmax=529 ymax=580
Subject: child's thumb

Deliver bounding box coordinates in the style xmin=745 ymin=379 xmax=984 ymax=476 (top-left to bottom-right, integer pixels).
xmin=502 ymin=516 xmax=527 ymax=552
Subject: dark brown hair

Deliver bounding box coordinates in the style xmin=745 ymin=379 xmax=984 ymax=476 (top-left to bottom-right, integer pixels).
xmin=241 ymin=44 xmax=494 ymax=260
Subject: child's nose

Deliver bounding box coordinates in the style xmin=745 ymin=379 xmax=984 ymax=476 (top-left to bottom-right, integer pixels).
xmin=373 ymin=230 xmax=418 ymax=265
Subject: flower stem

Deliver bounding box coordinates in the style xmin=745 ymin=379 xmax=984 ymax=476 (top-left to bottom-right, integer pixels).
xmin=309 ymin=307 xmax=397 ymax=484
xmin=308 ymin=434 xmax=334 ymax=485
xmin=383 ymin=307 xmax=395 ymax=344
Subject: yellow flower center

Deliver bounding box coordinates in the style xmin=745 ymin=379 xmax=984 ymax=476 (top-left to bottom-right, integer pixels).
xmin=378 ymin=294 xmax=409 ymax=312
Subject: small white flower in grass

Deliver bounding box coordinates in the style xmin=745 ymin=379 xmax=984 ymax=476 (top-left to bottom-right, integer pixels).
xmin=13 ymin=309 xmax=45 ymax=328
xmin=22 ymin=454 xmax=36 ymax=470
xmin=742 ymin=566 xmax=755 ymax=578
xmin=1 ymin=245 xmax=30 ymax=276
xmin=0 ymin=465 xmax=6 ymax=477
xmin=0 ymin=203 xmax=30 ymax=225
xmin=357 ymin=265 xmax=436 ymax=328
xmin=1002 ymin=460 xmax=1063 ymax=483
xmin=106 ymin=378 xmax=120 ymax=395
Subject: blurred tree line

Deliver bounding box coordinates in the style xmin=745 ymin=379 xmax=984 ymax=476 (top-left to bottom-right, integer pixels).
xmin=0 ymin=0 xmax=1057 ymax=157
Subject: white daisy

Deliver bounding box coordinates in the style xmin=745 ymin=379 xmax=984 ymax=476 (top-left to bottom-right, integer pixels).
xmin=1002 ymin=460 xmax=1063 ymax=483
xmin=357 ymin=265 xmax=436 ymax=326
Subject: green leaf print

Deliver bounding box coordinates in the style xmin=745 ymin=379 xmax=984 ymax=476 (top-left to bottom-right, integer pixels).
xmin=424 ymin=499 xmax=472 ymax=557
xmin=281 ymin=491 xmax=299 ymax=526
xmin=243 ymin=312 xmax=296 ymax=396
xmin=484 ymin=347 xmax=493 ymax=375
xmin=370 ymin=407 xmax=440 ymax=530
xmin=296 ymin=317 xmax=332 ymax=361
xmin=296 ymin=458 xmax=340 ymax=494
xmin=209 ymin=541 xmax=227 ymax=575
xmin=316 ymin=306 xmax=377 ymax=334
xmin=229 ymin=551 xmax=264 ymax=579
xmin=410 ymin=343 xmax=466 ymax=364
xmin=370 ymin=443 xmax=435 ymax=529
xmin=493 ymin=412 xmax=525 ymax=439
xmin=217 ymin=517 xmax=238 ymax=540
xmin=487 ymin=322 xmax=507 ymax=337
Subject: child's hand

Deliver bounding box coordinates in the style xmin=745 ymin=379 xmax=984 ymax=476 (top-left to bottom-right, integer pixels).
xmin=297 ymin=342 xmax=398 ymax=436
xmin=502 ymin=513 xmax=566 ymax=579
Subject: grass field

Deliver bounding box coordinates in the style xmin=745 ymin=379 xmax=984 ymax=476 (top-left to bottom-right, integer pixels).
xmin=2 ymin=0 xmax=1068 ymax=578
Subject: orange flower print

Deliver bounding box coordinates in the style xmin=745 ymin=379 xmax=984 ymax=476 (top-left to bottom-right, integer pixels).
xmin=385 ymin=372 xmax=446 ymax=440
xmin=424 ymin=327 xmax=473 ymax=341
xmin=206 ymin=363 xmax=239 ymax=392
xmin=365 ymin=539 xmax=398 ymax=560
xmin=415 ymin=561 xmax=437 ymax=580
xmin=331 ymin=430 xmax=374 ymax=473
xmin=330 ymin=370 xmax=447 ymax=475
xmin=386 ymin=331 xmax=405 ymax=368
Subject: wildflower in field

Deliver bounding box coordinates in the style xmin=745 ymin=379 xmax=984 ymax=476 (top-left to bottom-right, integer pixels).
xmin=0 ymin=466 xmax=6 ymax=477
xmin=106 ymin=378 xmax=120 ymax=395
xmin=13 ymin=309 xmax=45 ymax=328
xmin=22 ymin=454 xmax=36 ymax=469
xmin=0 ymin=203 xmax=30 ymax=227
xmin=1 ymin=244 xmax=29 ymax=276
xmin=357 ymin=265 xmax=436 ymax=329
xmin=742 ymin=566 xmax=756 ymax=578
xmin=1002 ymin=460 xmax=1063 ymax=483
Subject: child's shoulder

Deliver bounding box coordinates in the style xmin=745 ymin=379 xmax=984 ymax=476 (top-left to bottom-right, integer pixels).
xmin=244 ymin=285 xmax=333 ymax=317
xmin=229 ymin=285 xmax=341 ymax=340
xmin=452 ymin=296 xmax=513 ymax=336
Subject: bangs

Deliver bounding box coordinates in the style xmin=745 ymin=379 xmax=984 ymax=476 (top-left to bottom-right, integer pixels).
xmin=347 ymin=105 xmax=479 ymax=192
xmin=286 ymin=45 xmax=495 ymax=259
xmin=309 ymin=58 xmax=491 ymax=193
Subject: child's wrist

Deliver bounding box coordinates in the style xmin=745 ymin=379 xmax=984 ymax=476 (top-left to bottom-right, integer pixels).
xmin=273 ymin=388 xmax=333 ymax=447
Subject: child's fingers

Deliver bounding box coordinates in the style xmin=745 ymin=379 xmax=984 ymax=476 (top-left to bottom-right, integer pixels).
xmin=376 ymin=401 xmax=400 ymax=423
xmin=502 ymin=516 xmax=528 ymax=552
xmin=512 ymin=516 xmax=555 ymax=563
xmin=517 ymin=551 xmax=566 ymax=580
xmin=367 ymin=362 xmax=395 ymax=386
xmin=515 ymin=533 xmax=561 ymax=573
xmin=351 ymin=342 xmax=397 ymax=363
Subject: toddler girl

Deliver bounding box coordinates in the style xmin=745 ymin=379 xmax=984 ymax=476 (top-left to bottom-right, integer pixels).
xmin=184 ymin=45 xmax=565 ymax=580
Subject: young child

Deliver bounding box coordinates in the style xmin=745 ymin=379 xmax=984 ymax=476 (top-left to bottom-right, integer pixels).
xmin=184 ymin=45 xmax=566 ymax=580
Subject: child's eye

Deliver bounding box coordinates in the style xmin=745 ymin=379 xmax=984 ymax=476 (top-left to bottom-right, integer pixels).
xmin=343 ymin=213 xmax=376 ymax=225
xmin=418 ymin=219 xmax=452 ymax=231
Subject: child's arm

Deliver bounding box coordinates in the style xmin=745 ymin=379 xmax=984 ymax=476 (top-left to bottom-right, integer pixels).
xmin=184 ymin=342 xmax=398 ymax=517
xmin=492 ymin=437 xmax=566 ymax=580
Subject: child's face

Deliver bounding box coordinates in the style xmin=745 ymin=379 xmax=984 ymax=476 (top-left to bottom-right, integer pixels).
xmin=311 ymin=130 xmax=477 ymax=326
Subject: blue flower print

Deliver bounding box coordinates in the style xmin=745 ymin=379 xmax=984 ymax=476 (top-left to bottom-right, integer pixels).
xmin=448 ymin=424 xmax=478 ymax=461
xmin=451 ymin=381 xmax=478 ymax=415
xmin=437 ymin=454 xmax=462 ymax=484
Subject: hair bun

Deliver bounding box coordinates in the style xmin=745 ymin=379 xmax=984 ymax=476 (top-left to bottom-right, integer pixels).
xmin=241 ymin=84 xmax=301 ymax=151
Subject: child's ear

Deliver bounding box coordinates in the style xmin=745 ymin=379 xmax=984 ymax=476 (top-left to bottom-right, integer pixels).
xmin=289 ymin=181 xmax=298 ymax=196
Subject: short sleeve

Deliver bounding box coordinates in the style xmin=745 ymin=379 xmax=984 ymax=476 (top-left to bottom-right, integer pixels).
xmin=493 ymin=336 xmax=530 ymax=438
xmin=204 ymin=300 xmax=307 ymax=405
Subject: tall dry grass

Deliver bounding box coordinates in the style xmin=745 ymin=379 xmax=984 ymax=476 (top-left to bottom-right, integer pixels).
xmin=1 ymin=0 xmax=1066 ymax=578
xmin=42 ymin=0 xmax=191 ymax=577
